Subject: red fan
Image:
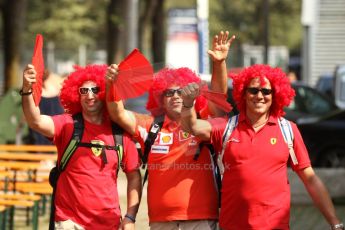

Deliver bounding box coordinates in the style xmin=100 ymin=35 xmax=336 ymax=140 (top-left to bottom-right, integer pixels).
xmin=201 ymin=89 xmax=233 ymax=113
xmin=31 ymin=34 xmax=44 ymax=106
xmin=108 ymin=49 xmax=154 ymax=101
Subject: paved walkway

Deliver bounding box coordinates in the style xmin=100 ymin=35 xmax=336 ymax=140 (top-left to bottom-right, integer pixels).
xmin=13 ymin=169 xmax=345 ymax=229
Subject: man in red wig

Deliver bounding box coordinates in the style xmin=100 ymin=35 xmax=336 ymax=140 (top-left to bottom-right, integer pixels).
xmin=106 ymin=31 xmax=235 ymax=229
xmin=180 ymin=64 xmax=344 ymax=230
xmin=21 ymin=64 xmax=141 ymax=230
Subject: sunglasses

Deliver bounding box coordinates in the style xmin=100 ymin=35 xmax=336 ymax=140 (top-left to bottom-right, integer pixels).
xmin=79 ymin=86 xmax=100 ymax=95
xmin=163 ymin=88 xmax=182 ymax=97
xmin=246 ymin=87 xmax=273 ymax=96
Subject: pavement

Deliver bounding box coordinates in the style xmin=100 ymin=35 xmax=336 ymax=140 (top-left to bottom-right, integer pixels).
xmin=288 ymin=168 xmax=345 ymax=229
xmin=289 ymin=168 xmax=345 ymax=203
xmin=13 ymin=169 xmax=345 ymax=229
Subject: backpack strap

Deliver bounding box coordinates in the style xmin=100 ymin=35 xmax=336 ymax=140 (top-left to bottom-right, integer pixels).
xmin=142 ymin=115 xmax=164 ymax=165
xmin=49 ymin=114 xmax=124 ymax=230
xmin=202 ymin=143 xmax=222 ymax=207
xmin=142 ymin=115 xmax=164 ymax=185
xmin=60 ymin=113 xmax=125 ymax=170
xmin=219 ymin=115 xmax=239 ymax=174
xmin=112 ymin=122 xmax=124 ymax=175
xmin=278 ymin=117 xmax=298 ymax=165
xmin=50 ymin=113 xmax=84 ymax=230
xmin=59 ymin=113 xmax=84 ymax=171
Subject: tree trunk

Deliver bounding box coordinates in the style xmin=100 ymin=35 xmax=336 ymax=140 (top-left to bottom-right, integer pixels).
xmin=2 ymin=0 xmax=27 ymax=92
xmin=106 ymin=0 xmax=125 ymax=64
xmin=151 ymin=0 xmax=165 ymax=68
xmin=138 ymin=0 xmax=158 ymax=52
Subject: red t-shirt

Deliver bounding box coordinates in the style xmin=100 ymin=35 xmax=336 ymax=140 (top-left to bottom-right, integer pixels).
xmin=210 ymin=114 xmax=311 ymax=230
xmin=52 ymin=114 xmax=139 ymax=229
xmin=133 ymin=113 xmax=218 ymax=223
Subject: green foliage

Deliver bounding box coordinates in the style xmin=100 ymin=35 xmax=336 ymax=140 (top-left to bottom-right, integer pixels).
xmin=163 ymin=0 xmax=302 ymax=57
xmin=21 ymin=0 xmax=302 ymax=62
xmin=209 ymin=0 xmax=302 ymax=52
xmin=25 ymin=0 xmax=108 ymax=49
xmin=0 ymin=89 xmax=28 ymax=144
xmin=165 ymin=0 xmax=194 ymax=9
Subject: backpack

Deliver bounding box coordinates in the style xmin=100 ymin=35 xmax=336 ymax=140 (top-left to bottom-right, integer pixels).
xmin=141 ymin=116 xmax=222 ymax=206
xmin=48 ymin=113 xmax=125 ymax=230
xmin=219 ymin=115 xmax=297 ymax=174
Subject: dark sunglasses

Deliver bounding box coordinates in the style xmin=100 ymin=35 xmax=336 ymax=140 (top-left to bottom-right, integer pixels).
xmin=163 ymin=88 xmax=182 ymax=97
xmin=79 ymin=86 xmax=100 ymax=95
xmin=246 ymin=87 xmax=273 ymax=96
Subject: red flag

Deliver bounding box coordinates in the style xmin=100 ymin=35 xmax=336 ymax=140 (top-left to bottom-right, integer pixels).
xmin=201 ymin=89 xmax=233 ymax=113
xmin=31 ymin=34 xmax=44 ymax=106
xmin=108 ymin=49 xmax=154 ymax=101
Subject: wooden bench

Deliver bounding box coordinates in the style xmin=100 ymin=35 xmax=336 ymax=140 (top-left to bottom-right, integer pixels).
xmin=0 ymin=145 xmax=57 ymax=229
xmin=0 ymin=144 xmax=56 ymax=184
xmin=0 ymin=145 xmax=57 ymax=153
xmin=0 ymin=205 xmax=7 ymax=230
xmin=0 ymin=194 xmax=41 ymax=230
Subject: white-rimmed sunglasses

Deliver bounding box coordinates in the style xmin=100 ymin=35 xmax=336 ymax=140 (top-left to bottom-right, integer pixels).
xmin=79 ymin=86 xmax=100 ymax=95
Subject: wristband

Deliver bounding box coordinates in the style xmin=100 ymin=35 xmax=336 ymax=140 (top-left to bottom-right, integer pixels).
xmin=331 ymin=223 xmax=344 ymax=230
xmin=19 ymin=89 xmax=32 ymax=96
xmin=124 ymin=214 xmax=136 ymax=223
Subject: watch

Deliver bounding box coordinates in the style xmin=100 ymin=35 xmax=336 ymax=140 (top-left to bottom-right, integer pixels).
xmin=19 ymin=89 xmax=32 ymax=96
xmin=331 ymin=223 xmax=344 ymax=230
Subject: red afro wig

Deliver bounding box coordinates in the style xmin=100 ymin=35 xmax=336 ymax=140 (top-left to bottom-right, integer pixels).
xmin=60 ymin=64 xmax=107 ymax=115
xmin=146 ymin=67 xmax=207 ymax=116
xmin=230 ymin=64 xmax=295 ymax=117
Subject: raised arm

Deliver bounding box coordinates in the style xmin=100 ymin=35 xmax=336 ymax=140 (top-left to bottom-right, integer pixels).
xmin=208 ymin=31 xmax=236 ymax=116
xmin=181 ymin=83 xmax=212 ymax=141
xmin=105 ymin=64 xmax=137 ymax=136
xmin=296 ymin=167 xmax=343 ymax=229
xmin=22 ymin=64 xmax=54 ymax=138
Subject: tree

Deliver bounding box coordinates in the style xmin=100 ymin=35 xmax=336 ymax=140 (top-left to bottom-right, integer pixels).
xmin=138 ymin=0 xmax=166 ymax=67
xmin=209 ymin=0 xmax=301 ymax=51
xmin=106 ymin=0 xmax=125 ymax=64
xmin=138 ymin=0 xmax=158 ymax=53
xmin=0 ymin=0 xmax=303 ymax=95
xmin=209 ymin=0 xmax=301 ymax=67
xmin=1 ymin=0 xmax=28 ymax=91
xmin=27 ymin=0 xmax=104 ymax=50
xmin=151 ymin=0 xmax=165 ymax=66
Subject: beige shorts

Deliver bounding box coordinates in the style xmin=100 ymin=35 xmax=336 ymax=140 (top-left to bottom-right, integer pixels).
xmin=55 ymin=219 xmax=84 ymax=230
xmin=150 ymin=220 xmax=218 ymax=230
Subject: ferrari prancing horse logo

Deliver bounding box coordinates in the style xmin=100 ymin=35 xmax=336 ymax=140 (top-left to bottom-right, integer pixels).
xmin=270 ymin=138 xmax=277 ymax=145
xmin=91 ymin=140 xmax=104 ymax=156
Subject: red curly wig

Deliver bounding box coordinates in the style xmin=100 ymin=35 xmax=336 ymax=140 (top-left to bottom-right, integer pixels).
xmin=146 ymin=67 xmax=207 ymax=116
xmin=230 ymin=64 xmax=295 ymax=117
xmin=60 ymin=64 xmax=107 ymax=115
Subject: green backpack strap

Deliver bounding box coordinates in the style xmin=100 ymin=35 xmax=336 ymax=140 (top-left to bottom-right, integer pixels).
xmin=49 ymin=113 xmax=84 ymax=230
xmin=58 ymin=113 xmax=124 ymax=173
xmin=59 ymin=113 xmax=84 ymax=171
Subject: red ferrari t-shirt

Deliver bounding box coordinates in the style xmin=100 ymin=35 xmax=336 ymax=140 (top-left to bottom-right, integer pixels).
xmin=210 ymin=114 xmax=311 ymax=230
xmin=133 ymin=113 xmax=219 ymax=223
xmin=52 ymin=114 xmax=139 ymax=229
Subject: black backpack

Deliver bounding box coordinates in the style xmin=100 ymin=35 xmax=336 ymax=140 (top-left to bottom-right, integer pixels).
xmin=49 ymin=113 xmax=125 ymax=230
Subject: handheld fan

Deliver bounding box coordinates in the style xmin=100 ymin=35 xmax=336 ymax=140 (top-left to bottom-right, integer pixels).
xmin=108 ymin=49 xmax=154 ymax=101
xmin=31 ymin=34 xmax=44 ymax=106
